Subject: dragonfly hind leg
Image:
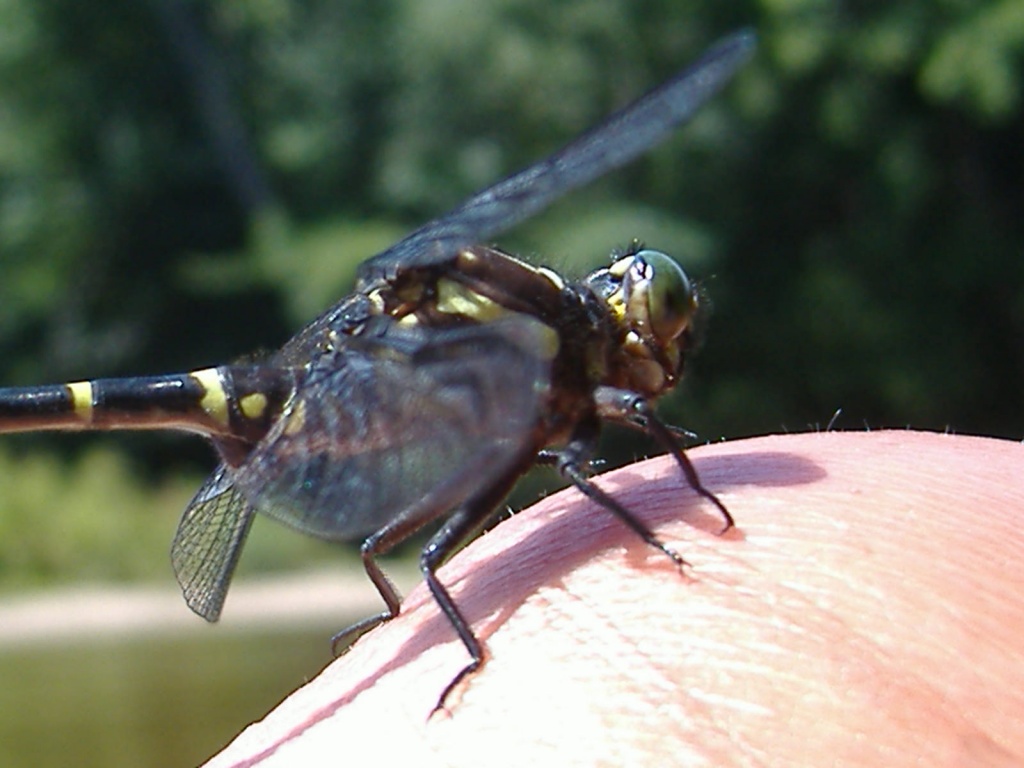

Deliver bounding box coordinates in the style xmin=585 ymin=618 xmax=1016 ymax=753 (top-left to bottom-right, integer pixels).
xmin=330 ymin=529 xmax=407 ymax=656
xmin=331 ymin=457 xmax=525 ymax=657
xmin=331 ymin=448 xmax=534 ymax=714
xmin=419 ymin=463 xmax=529 ymax=713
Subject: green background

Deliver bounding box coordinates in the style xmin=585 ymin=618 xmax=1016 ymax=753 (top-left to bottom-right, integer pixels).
xmin=0 ymin=0 xmax=1021 ymax=765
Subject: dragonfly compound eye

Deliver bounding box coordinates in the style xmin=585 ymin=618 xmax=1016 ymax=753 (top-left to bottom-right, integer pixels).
xmin=621 ymin=249 xmax=698 ymax=344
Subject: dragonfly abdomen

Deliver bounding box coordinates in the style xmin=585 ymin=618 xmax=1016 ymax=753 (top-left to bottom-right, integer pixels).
xmin=0 ymin=366 xmax=296 ymax=446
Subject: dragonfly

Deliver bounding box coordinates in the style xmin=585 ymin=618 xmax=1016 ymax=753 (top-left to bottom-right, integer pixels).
xmin=0 ymin=29 xmax=755 ymax=707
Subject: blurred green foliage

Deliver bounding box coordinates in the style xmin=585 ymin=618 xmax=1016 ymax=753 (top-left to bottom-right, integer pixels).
xmin=0 ymin=0 xmax=1022 ymax=585
xmin=0 ymin=442 xmax=347 ymax=587
xmin=0 ymin=445 xmax=185 ymax=585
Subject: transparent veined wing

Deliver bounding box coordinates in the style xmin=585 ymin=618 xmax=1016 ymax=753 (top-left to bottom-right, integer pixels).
xmin=356 ymin=29 xmax=756 ymax=287
xmin=232 ymin=316 xmax=554 ymax=542
xmin=171 ymin=465 xmax=257 ymax=622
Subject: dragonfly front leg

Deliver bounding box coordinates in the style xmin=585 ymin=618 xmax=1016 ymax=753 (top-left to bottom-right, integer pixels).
xmin=545 ymin=423 xmax=690 ymax=572
xmin=594 ymin=386 xmax=733 ymax=532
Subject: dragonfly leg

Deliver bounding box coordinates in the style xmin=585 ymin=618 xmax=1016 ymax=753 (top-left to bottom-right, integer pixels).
xmin=550 ymin=429 xmax=690 ymax=572
xmin=594 ymin=386 xmax=733 ymax=532
xmin=331 ymin=453 xmax=528 ymax=655
xmin=420 ymin=463 xmax=529 ymax=714
xmin=330 ymin=527 xmax=408 ymax=655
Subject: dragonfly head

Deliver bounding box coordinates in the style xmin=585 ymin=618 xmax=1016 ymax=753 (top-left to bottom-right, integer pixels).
xmin=587 ymin=246 xmax=699 ymax=397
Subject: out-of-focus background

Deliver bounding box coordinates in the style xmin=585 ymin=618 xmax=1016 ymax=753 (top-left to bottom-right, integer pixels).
xmin=0 ymin=1 xmax=1020 ymax=765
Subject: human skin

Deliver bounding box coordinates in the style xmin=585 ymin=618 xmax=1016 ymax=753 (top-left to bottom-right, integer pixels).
xmin=204 ymin=431 xmax=1024 ymax=767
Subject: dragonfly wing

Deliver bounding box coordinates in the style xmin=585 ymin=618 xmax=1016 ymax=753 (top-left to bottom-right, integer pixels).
xmin=357 ymin=29 xmax=755 ymax=286
xmin=170 ymin=464 xmax=257 ymax=622
xmin=232 ymin=316 xmax=554 ymax=542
